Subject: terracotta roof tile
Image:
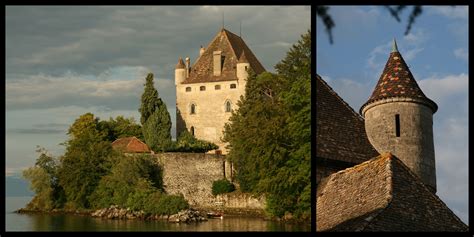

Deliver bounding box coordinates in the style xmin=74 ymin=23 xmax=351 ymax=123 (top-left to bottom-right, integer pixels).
xmin=111 ymin=137 xmax=151 ymax=153
xmin=316 ymin=153 xmax=468 ymax=232
xmin=182 ymin=28 xmax=265 ymax=84
xmin=361 ymin=42 xmax=437 ymax=113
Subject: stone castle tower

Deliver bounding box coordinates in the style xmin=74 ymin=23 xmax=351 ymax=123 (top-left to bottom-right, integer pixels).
xmin=360 ymin=39 xmax=438 ymax=192
xmin=175 ymin=28 xmax=265 ymax=154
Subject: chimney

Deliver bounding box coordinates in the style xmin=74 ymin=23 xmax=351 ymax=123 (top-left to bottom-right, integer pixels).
xmin=185 ymin=57 xmax=190 ymax=78
xmin=200 ymin=45 xmax=205 ymax=56
xmin=213 ymin=51 xmax=222 ymax=76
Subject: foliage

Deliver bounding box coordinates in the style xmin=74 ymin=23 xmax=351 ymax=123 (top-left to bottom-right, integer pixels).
xmin=223 ymin=31 xmax=311 ymax=219
xmin=88 ymin=154 xmax=163 ymax=209
xmin=212 ymin=179 xmax=235 ymax=196
xmin=167 ymin=130 xmax=218 ymax=153
xmin=139 ymin=73 xmax=172 ymax=152
xmin=143 ymin=107 xmax=172 ymax=153
xmin=57 ymin=113 xmax=113 ymax=209
xmin=23 ymin=147 xmax=66 ymax=210
xmin=98 ymin=116 xmax=143 ymax=142
xmin=152 ymin=194 xmax=189 ymax=215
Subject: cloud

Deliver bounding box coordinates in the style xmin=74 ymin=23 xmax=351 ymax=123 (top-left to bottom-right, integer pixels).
xmin=7 ymin=128 xmax=65 ymax=134
xmin=427 ymin=6 xmax=468 ymax=20
xmin=418 ymin=73 xmax=468 ymax=104
xmin=453 ymin=48 xmax=468 ymax=61
xmin=6 ymin=66 xmax=176 ymax=111
xmin=402 ymin=47 xmax=424 ymax=61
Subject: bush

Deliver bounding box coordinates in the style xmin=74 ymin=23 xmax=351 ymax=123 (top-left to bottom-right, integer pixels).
xmin=167 ymin=130 xmax=218 ymax=153
xmin=212 ymin=179 xmax=235 ymax=196
xmin=153 ymin=194 xmax=189 ymax=215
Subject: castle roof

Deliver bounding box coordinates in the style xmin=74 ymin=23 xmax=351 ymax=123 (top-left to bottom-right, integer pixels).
xmin=182 ymin=28 xmax=265 ymax=84
xmin=360 ymin=39 xmax=437 ymax=114
xmin=316 ymin=75 xmax=378 ymax=165
xmin=176 ymin=57 xmax=185 ymax=69
xmin=238 ymin=50 xmax=249 ymax=63
xmin=316 ymin=153 xmax=468 ymax=232
xmin=111 ymin=137 xmax=151 ymax=153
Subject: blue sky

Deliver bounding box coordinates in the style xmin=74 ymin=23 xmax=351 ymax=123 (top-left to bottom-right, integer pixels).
xmin=317 ymin=6 xmax=468 ymax=224
xmin=5 ymin=7 xmax=310 ymax=181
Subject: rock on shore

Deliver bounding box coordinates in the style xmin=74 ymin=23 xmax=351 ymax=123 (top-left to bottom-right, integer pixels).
xmin=91 ymin=205 xmax=207 ymax=223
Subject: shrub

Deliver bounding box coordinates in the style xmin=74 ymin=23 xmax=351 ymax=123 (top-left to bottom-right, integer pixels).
xmin=167 ymin=130 xmax=218 ymax=153
xmin=212 ymin=179 xmax=235 ymax=196
xmin=153 ymin=194 xmax=189 ymax=215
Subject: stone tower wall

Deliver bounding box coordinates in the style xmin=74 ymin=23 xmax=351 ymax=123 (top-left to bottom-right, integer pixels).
xmin=363 ymin=99 xmax=436 ymax=192
xmin=176 ymin=80 xmax=245 ymax=154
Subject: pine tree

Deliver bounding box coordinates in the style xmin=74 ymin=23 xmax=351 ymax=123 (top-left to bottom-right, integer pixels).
xmin=138 ymin=73 xmax=172 ymax=152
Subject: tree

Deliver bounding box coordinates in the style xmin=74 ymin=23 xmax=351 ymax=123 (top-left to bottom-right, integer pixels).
xmin=317 ymin=5 xmax=427 ymax=44
xmin=139 ymin=73 xmax=172 ymax=152
xmin=168 ymin=130 xmax=218 ymax=153
xmin=57 ymin=113 xmax=113 ymax=209
xmin=98 ymin=116 xmax=143 ymax=142
xmin=223 ymin=31 xmax=311 ymax=219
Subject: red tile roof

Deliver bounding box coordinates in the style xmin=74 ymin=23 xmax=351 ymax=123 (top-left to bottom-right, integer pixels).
xmin=111 ymin=137 xmax=151 ymax=153
xmin=182 ymin=28 xmax=265 ymax=84
xmin=361 ymin=42 xmax=437 ymax=113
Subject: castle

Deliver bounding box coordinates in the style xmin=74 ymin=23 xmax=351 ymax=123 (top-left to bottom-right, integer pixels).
xmin=175 ymin=28 xmax=265 ymax=154
xmin=316 ymin=40 xmax=468 ymax=231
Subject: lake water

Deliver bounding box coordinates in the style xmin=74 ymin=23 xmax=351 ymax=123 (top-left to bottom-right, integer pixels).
xmin=6 ymin=197 xmax=310 ymax=231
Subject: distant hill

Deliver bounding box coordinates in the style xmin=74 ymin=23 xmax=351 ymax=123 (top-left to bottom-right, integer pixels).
xmin=6 ymin=174 xmax=34 ymax=197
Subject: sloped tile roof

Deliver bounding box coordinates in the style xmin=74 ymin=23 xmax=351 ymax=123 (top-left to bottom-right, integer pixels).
xmin=316 ymin=153 xmax=468 ymax=232
xmin=316 ymin=75 xmax=378 ymax=164
xmin=111 ymin=137 xmax=151 ymax=153
xmin=176 ymin=57 xmax=185 ymax=69
xmin=361 ymin=42 xmax=437 ymax=113
xmin=182 ymin=28 xmax=265 ymax=84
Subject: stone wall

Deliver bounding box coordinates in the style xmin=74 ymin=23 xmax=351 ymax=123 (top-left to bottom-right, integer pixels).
xmin=155 ymin=152 xmax=265 ymax=213
xmin=364 ymin=99 xmax=436 ymax=192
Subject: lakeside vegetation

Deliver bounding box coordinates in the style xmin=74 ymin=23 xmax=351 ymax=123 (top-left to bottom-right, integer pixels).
xmin=22 ymin=30 xmax=311 ymax=222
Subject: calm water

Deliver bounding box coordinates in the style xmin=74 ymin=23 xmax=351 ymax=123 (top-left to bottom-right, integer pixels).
xmin=6 ymin=197 xmax=309 ymax=231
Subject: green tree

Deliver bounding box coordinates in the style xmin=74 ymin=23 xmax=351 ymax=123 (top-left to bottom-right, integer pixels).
xmin=57 ymin=113 xmax=112 ymax=209
xmin=223 ymin=31 xmax=311 ymax=220
xmin=98 ymin=116 xmax=143 ymax=142
xmin=168 ymin=130 xmax=218 ymax=153
xmin=139 ymin=73 xmax=172 ymax=152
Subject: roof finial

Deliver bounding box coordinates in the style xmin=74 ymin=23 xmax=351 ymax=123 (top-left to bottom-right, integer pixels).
xmin=222 ymin=12 xmax=224 ymax=30
xmin=392 ymin=38 xmax=399 ymax=53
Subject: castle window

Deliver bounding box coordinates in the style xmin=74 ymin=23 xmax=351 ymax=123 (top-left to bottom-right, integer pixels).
xmin=230 ymin=84 xmax=236 ymax=89
xmin=215 ymin=85 xmax=221 ymax=90
xmin=186 ymin=87 xmax=191 ymax=92
xmin=190 ymin=104 xmax=196 ymax=114
xmin=190 ymin=126 xmax=195 ymax=136
xmin=200 ymin=86 xmax=206 ymax=91
xmin=245 ymin=66 xmax=248 ymax=70
xmin=225 ymin=101 xmax=232 ymax=112
xmin=395 ymin=114 xmax=400 ymax=137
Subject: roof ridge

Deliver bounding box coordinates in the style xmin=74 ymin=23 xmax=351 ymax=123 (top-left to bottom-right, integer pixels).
xmin=316 ymin=75 xmax=365 ymax=122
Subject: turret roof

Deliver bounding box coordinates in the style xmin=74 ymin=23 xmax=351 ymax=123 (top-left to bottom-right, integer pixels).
xmin=360 ymin=39 xmax=437 ymax=114
xmin=238 ymin=50 xmax=249 ymax=63
xmin=182 ymin=28 xmax=265 ymax=84
xmin=176 ymin=57 xmax=185 ymax=69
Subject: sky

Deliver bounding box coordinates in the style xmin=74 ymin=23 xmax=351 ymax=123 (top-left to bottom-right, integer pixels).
xmin=5 ymin=6 xmax=310 ymax=175
xmin=317 ymin=6 xmax=469 ymax=224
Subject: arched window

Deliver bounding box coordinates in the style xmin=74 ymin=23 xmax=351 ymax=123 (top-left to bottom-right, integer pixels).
xmin=190 ymin=126 xmax=195 ymax=136
xmin=186 ymin=87 xmax=191 ymax=92
xmin=190 ymin=104 xmax=196 ymax=114
xmin=200 ymin=86 xmax=206 ymax=91
xmin=225 ymin=100 xmax=232 ymax=112
xmin=230 ymin=84 xmax=236 ymax=89
xmin=215 ymin=85 xmax=221 ymax=90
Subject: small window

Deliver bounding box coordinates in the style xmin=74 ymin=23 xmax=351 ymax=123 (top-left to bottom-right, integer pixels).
xmin=395 ymin=114 xmax=400 ymax=137
xmin=186 ymin=87 xmax=191 ymax=92
xmin=215 ymin=85 xmax=221 ymax=90
xmin=200 ymin=86 xmax=206 ymax=91
xmin=244 ymin=66 xmax=248 ymax=70
xmin=225 ymin=101 xmax=232 ymax=112
xmin=190 ymin=104 xmax=196 ymax=114
xmin=190 ymin=126 xmax=195 ymax=136
xmin=230 ymin=84 xmax=236 ymax=89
